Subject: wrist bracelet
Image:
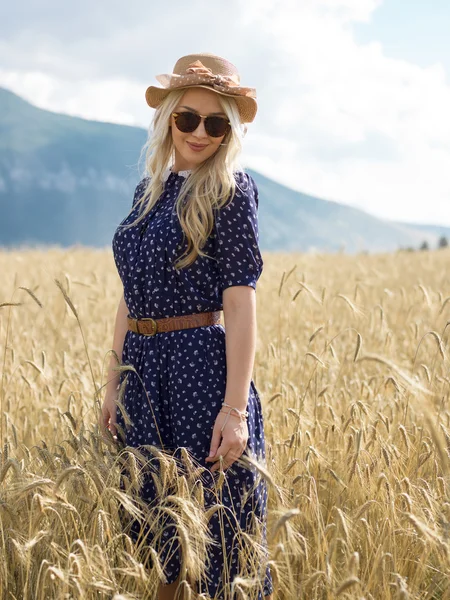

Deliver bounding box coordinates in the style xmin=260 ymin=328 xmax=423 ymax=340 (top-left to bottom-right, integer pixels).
xmin=219 ymin=403 xmax=249 ymax=432
xmin=219 ymin=410 xmax=243 ymax=418
xmin=219 ymin=409 xmax=247 ymax=423
xmin=222 ymin=402 xmax=249 ymax=418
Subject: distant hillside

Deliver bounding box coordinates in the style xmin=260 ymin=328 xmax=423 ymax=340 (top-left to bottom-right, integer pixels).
xmin=0 ymin=86 xmax=441 ymax=252
xmin=394 ymin=221 xmax=450 ymax=241
xmin=0 ymin=87 xmax=146 ymax=247
xmin=248 ymin=169 xmax=437 ymax=253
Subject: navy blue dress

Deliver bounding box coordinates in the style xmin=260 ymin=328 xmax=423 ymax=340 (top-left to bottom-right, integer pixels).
xmin=112 ymin=168 xmax=273 ymax=599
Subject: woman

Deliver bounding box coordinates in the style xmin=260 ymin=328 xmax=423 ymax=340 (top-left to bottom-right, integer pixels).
xmin=101 ymin=53 xmax=273 ymax=600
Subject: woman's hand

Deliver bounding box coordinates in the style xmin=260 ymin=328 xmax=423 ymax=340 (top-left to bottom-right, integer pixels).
xmin=206 ymin=410 xmax=249 ymax=472
xmin=100 ymin=388 xmax=118 ymax=437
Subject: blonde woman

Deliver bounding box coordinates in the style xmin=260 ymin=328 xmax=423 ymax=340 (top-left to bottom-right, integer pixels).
xmin=101 ymin=53 xmax=273 ymax=600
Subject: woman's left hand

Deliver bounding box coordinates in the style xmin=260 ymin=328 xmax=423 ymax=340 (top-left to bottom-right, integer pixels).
xmin=206 ymin=410 xmax=249 ymax=472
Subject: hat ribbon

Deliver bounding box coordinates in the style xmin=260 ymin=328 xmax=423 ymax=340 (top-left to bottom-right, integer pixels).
xmin=156 ymin=60 xmax=256 ymax=99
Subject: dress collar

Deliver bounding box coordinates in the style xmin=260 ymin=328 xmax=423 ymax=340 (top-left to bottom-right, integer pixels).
xmin=162 ymin=167 xmax=192 ymax=182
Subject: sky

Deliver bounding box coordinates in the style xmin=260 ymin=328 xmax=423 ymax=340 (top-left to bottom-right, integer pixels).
xmin=1 ymin=0 xmax=449 ymax=226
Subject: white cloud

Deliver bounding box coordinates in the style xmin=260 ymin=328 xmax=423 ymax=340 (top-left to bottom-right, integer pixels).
xmin=1 ymin=0 xmax=449 ymax=225
xmin=0 ymin=69 xmax=145 ymax=126
xmin=238 ymin=0 xmax=450 ymax=225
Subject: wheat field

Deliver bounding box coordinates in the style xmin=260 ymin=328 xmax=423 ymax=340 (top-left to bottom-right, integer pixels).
xmin=1 ymin=246 xmax=450 ymax=600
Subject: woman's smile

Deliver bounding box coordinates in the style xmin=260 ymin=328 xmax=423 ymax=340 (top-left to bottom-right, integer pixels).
xmin=186 ymin=141 xmax=209 ymax=152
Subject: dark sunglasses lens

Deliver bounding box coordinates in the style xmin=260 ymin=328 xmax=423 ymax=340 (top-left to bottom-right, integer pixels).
xmin=205 ymin=117 xmax=230 ymax=137
xmin=175 ymin=112 xmax=201 ymax=133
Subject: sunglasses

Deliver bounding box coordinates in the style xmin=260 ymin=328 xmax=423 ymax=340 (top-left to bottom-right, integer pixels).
xmin=172 ymin=111 xmax=231 ymax=138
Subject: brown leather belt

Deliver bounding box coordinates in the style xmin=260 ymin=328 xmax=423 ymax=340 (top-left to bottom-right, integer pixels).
xmin=127 ymin=310 xmax=222 ymax=336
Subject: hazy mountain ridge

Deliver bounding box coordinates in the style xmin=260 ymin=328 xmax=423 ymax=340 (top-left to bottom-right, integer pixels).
xmin=247 ymin=168 xmax=439 ymax=253
xmin=0 ymin=87 xmax=146 ymax=246
xmin=393 ymin=221 xmax=450 ymax=239
xmin=0 ymin=86 xmax=443 ymax=252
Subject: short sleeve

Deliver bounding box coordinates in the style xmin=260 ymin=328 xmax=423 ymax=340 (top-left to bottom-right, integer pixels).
xmin=213 ymin=172 xmax=264 ymax=292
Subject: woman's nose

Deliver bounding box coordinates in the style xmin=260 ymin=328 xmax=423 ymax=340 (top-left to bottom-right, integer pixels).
xmin=192 ymin=118 xmax=208 ymax=138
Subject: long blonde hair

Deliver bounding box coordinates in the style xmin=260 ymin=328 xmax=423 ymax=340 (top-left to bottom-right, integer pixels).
xmin=122 ymin=88 xmax=247 ymax=270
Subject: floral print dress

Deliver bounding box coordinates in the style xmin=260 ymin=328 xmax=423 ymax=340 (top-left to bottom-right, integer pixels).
xmin=111 ymin=168 xmax=273 ymax=599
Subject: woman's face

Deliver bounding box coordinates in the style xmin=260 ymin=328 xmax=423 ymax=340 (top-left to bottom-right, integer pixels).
xmin=170 ymin=87 xmax=229 ymax=171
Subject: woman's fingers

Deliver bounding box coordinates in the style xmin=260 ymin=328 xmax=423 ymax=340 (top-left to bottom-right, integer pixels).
xmin=109 ymin=410 xmax=117 ymax=436
xmin=207 ymin=441 xmax=229 ymax=472
xmin=100 ymin=404 xmax=117 ymax=436
xmin=209 ymin=445 xmax=241 ymax=472
xmin=210 ymin=457 xmax=227 ymax=473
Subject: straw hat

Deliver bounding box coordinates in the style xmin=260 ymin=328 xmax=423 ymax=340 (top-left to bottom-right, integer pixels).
xmin=145 ymin=52 xmax=257 ymax=123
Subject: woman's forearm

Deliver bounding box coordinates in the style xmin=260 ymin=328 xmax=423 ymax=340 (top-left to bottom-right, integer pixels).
xmin=222 ymin=287 xmax=257 ymax=413
xmin=105 ymin=293 xmax=130 ymax=394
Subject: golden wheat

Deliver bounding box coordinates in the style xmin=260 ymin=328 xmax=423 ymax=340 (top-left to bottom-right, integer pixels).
xmin=1 ymin=247 xmax=450 ymax=599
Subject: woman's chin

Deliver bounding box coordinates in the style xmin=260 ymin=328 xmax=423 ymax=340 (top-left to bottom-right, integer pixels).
xmin=174 ymin=146 xmax=219 ymax=170
xmin=178 ymin=154 xmax=205 ymax=170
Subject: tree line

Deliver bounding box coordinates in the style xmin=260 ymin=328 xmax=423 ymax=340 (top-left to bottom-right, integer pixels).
xmin=419 ymin=235 xmax=448 ymax=251
xmin=401 ymin=235 xmax=449 ymax=252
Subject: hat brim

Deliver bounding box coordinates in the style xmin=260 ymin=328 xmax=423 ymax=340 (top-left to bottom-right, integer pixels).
xmin=145 ymin=84 xmax=257 ymax=123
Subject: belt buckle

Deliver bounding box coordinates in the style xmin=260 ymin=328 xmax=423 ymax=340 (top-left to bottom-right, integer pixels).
xmin=138 ymin=317 xmax=158 ymax=336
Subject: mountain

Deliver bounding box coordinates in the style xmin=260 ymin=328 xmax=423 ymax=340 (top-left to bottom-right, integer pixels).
xmin=248 ymin=169 xmax=438 ymax=253
xmin=394 ymin=221 xmax=450 ymax=240
xmin=0 ymin=86 xmax=441 ymax=252
xmin=0 ymin=87 xmax=147 ymax=247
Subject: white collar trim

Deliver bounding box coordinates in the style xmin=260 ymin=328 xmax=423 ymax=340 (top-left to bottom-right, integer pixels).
xmin=162 ymin=167 xmax=192 ymax=182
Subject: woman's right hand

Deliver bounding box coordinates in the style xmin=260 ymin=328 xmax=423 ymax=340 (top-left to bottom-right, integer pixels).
xmin=100 ymin=388 xmax=119 ymax=437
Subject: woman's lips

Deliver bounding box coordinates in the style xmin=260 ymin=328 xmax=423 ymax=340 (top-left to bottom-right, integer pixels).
xmin=187 ymin=142 xmax=208 ymax=152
